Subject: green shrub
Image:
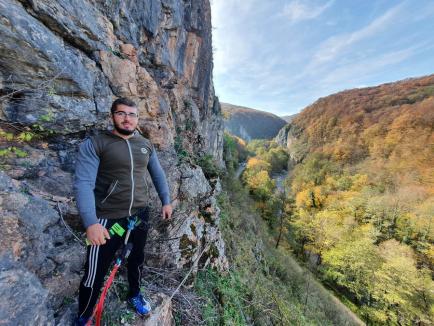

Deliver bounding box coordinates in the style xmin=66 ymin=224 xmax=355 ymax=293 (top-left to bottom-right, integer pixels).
xmin=195 ymin=154 xmax=222 ymax=179
xmin=195 ymin=268 xmax=248 ymax=326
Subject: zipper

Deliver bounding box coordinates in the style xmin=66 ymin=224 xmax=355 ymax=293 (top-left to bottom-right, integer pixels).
xmin=143 ymin=175 xmax=150 ymax=205
xmin=101 ymin=180 xmax=119 ymax=204
xmin=125 ymin=139 xmax=134 ymax=216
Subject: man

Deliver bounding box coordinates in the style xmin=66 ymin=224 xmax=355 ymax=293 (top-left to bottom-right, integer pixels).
xmin=73 ymin=98 xmax=172 ymax=325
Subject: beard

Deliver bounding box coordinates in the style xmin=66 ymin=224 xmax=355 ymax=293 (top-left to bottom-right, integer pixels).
xmin=113 ymin=123 xmax=135 ymax=135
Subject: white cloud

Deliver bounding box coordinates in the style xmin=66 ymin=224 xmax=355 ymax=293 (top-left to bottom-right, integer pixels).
xmin=319 ymin=46 xmax=421 ymax=87
xmin=289 ymin=43 xmax=430 ymax=107
xmin=282 ymin=0 xmax=334 ymax=23
xmin=312 ymin=2 xmax=405 ymax=65
xmin=210 ymin=0 xmax=434 ymax=115
xmin=283 ymin=1 xmax=408 ymax=87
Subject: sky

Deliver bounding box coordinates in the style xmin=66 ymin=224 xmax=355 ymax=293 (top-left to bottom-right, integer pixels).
xmin=210 ymin=0 xmax=434 ymax=116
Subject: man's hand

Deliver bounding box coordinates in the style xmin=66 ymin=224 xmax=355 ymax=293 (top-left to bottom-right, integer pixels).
xmin=162 ymin=204 xmax=173 ymax=220
xmin=86 ymin=223 xmax=110 ymax=246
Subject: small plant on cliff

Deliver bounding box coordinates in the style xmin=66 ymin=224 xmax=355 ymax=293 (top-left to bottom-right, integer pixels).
xmin=183 ymin=99 xmax=193 ymax=110
xmin=0 ymin=128 xmax=33 ymax=159
xmin=108 ymin=47 xmax=122 ymax=58
xmin=29 ymin=108 xmax=58 ymax=137
xmin=195 ymin=154 xmax=222 ymax=179
xmin=0 ymin=146 xmax=28 ymax=158
xmin=17 ymin=131 xmax=34 ymax=142
xmin=174 ymin=135 xmax=190 ymax=162
xmin=31 ymin=122 xmax=56 ymax=137
xmin=184 ymin=119 xmax=194 ymax=131
xmin=38 ymin=109 xmax=55 ymax=122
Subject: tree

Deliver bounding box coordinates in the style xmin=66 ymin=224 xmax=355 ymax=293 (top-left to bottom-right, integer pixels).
xmin=322 ymin=226 xmax=381 ymax=307
xmin=374 ymin=239 xmax=433 ymax=324
xmin=291 ymin=153 xmax=338 ymax=193
xmin=246 ymin=170 xmax=275 ymax=201
xmin=263 ymin=147 xmax=289 ymax=173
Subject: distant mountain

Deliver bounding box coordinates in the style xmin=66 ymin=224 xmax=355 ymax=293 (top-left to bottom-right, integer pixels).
xmin=280 ymin=114 xmax=297 ymax=122
xmin=221 ymin=103 xmax=287 ymax=141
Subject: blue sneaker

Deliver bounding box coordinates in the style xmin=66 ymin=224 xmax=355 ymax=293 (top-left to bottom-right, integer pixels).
xmin=128 ymin=293 xmax=151 ymax=316
xmin=74 ymin=316 xmax=90 ymax=326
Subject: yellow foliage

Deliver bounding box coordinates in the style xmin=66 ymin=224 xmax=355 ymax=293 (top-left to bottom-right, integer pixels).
xmin=427 ymin=244 xmax=434 ymax=266
xmin=0 ymin=128 xmax=14 ymax=142
xmin=246 ymin=157 xmax=271 ymax=173
xmin=295 ymin=186 xmax=325 ymax=209
xmin=350 ymin=174 xmax=369 ymax=191
xmin=247 ymin=170 xmax=274 ymax=193
xmin=374 ymin=240 xmax=433 ymax=322
xmin=324 ymin=176 xmax=337 ymax=189
xmin=311 ymin=210 xmax=356 ymax=253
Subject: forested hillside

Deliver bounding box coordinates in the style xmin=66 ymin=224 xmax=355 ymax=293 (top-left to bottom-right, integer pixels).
xmin=221 ymin=102 xmax=286 ymax=140
xmin=196 ymin=133 xmax=364 ymax=325
xmin=276 ymin=75 xmax=434 ymax=324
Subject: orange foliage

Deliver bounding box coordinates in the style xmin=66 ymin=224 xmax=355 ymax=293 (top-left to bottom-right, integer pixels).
xmin=292 ymin=75 xmax=434 ymax=191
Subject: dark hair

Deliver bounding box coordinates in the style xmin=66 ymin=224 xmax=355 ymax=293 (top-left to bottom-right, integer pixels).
xmin=110 ymin=97 xmax=137 ymax=114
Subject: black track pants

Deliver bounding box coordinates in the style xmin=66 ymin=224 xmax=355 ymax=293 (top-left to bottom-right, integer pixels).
xmin=78 ymin=213 xmax=149 ymax=319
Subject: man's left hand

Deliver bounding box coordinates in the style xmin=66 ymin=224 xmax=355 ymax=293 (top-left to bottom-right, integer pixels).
xmin=162 ymin=204 xmax=173 ymax=220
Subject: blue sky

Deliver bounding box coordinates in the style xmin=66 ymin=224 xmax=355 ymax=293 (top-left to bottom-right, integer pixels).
xmin=211 ymin=0 xmax=434 ymax=116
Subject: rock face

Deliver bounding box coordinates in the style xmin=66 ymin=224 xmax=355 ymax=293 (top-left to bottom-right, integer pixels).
xmin=0 ymin=269 xmax=52 ymax=325
xmin=0 ymin=171 xmax=85 ymax=325
xmin=274 ymin=123 xmax=302 ymax=168
xmin=0 ymin=0 xmax=226 ymax=324
xmin=275 ymin=125 xmax=289 ymax=148
xmin=140 ymin=293 xmax=174 ymax=326
xmin=274 ymin=114 xmax=298 ymax=150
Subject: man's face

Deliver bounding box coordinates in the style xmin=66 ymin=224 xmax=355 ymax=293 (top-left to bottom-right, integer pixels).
xmin=112 ymin=104 xmax=138 ymax=135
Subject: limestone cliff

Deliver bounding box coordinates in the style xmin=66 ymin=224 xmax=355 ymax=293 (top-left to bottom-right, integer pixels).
xmin=274 ymin=122 xmax=304 ymax=163
xmin=0 ymin=0 xmax=226 ymax=324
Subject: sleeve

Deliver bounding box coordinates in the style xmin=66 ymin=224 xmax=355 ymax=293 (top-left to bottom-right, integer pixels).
xmin=73 ymin=138 xmax=100 ymax=228
xmin=147 ymin=149 xmax=171 ymax=206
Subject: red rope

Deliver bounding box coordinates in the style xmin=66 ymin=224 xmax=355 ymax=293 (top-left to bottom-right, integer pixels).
xmin=86 ymin=263 xmax=120 ymax=326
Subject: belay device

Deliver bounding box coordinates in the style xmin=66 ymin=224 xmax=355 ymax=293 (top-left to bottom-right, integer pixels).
xmin=86 ymin=210 xmax=148 ymax=326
